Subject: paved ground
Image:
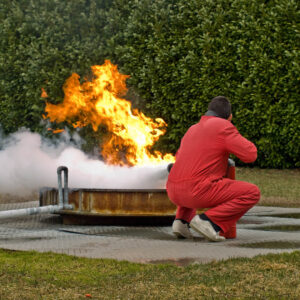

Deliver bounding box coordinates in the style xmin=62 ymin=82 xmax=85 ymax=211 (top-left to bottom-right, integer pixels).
xmin=0 ymin=201 xmax=299 ymax=265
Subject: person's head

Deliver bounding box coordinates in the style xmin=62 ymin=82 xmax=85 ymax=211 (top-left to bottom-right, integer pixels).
xmin=208 ymin=96 xmax=232 ymax=120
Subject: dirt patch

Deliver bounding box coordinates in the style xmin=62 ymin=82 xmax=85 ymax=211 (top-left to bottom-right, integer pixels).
xmin=234 ymin=241 xmax=300 ymax=249
xmin=251 ymin=225 xmax=300 ymax=232
xmin=148 ymin=257 xmax=198 ymax=266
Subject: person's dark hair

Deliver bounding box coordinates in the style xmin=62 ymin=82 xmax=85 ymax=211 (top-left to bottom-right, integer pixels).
xmin=208 ymin=96 xmax=231 ymax=119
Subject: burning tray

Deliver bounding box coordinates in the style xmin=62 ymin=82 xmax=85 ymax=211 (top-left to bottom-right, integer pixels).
xmin=39 ymin=187 xmax=176 ymax=225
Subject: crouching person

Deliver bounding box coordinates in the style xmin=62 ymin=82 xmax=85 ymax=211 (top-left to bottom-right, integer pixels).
xmin=166 ymin=96 xmax=260 ymax=242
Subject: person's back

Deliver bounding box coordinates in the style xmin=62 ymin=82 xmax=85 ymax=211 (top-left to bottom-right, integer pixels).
xmin=168 ymin=116 xmax=232 ymax=182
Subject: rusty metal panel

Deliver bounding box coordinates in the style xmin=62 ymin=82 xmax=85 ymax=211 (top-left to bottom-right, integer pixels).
xmin=68 ymin=190 xmax=80 ymax=210
xmin=89 ymin=191 xmax=175 ymax=215
xmin=82 ymin=192 xmax=92 ymax=212
xmin=40 ymin=188 xmax=176 ymax=216
xmin=39 ymin=188 xmax=58 ymax=206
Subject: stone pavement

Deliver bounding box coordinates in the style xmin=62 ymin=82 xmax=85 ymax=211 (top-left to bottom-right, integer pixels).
xmin=0 ymin=201 xmax=299 ymax=265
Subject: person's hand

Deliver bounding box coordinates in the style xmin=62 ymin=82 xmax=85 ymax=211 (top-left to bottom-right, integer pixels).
xmin=167 ymin=163 xmax=174 ymax=173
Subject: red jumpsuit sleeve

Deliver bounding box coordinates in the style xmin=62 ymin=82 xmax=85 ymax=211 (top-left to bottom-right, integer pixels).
xmin=223 ymin=124 xmax=257 ymax=163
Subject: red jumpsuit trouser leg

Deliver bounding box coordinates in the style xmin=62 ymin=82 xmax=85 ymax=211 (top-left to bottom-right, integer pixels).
xmin=168 ymin=178 xmax=260 ymax=235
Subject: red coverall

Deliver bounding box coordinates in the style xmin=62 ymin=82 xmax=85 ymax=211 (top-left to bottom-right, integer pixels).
xmin=166 ymin=116 xmax=260 ymax=234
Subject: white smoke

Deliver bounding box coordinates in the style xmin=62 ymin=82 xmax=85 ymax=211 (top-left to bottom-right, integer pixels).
xmin=0 ymin=128 xmax=169 ymax=197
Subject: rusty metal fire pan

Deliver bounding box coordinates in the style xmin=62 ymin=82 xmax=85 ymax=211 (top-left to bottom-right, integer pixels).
xmin=40 ymin=187 xmax=176 ymax=225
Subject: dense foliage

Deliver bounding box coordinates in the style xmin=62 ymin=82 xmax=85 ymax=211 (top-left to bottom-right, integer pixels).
xmin=0 ymin=0 xmax=111 ymax=134
xmin=0 ymin=0 xmax=299 ymax=167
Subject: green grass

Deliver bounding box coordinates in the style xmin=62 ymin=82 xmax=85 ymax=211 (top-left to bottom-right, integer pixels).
xmin=0 ymin=249 xmax=299 ymax=299
xmin=236 ymin=168 xmax=300 ymax=207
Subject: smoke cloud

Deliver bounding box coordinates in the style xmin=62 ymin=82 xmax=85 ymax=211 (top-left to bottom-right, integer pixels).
xmin=0 ymin=129 xmax=169 ymax=197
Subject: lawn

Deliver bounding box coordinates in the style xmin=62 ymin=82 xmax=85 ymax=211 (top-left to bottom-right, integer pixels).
xmin=236 ymin=168 xmax=300 ymax=207
xmin=0 ymin=249 xmax=299 ymax=299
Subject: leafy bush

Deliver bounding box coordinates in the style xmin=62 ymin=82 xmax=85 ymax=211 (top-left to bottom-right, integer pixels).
xmin=114 ymin=0 xmax=300 ymax=168
xmin=0 ymin=0 xmax=299 ymax=168
xmin=0 ymin=0 xmax=111 ymax=134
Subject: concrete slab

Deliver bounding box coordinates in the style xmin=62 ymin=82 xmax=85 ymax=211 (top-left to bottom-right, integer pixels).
xmin=0 ymin=201 xmax=299 ymax=265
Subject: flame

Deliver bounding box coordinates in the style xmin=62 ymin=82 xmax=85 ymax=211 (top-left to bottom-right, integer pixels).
xmin=41 ymin=88 xmax=48 ymax=98
xmin=44 ymin=60 xmax=175 ymax=166
xmin=47 ymin=128 xmax=65 ymax=134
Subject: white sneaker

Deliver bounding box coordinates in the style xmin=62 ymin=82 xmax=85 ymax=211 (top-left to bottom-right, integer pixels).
xmin=190 ymin=215 xmax=225 ymax=242
xmin=172 ymin=219 xmax=193 ymax=239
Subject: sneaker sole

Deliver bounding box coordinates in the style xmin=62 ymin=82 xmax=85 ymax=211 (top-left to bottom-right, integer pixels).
xmin=173 ymin=230 xmax=192 ymax=239
xmin=190 ymin=222 xmax=224 ymax=242
xmin=173 ymin=231 xmax=186 ymax=239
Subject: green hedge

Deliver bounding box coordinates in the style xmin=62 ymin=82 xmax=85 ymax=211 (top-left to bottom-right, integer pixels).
xmin=0 ymin=0 xmax=299 ymax=168
xmin=113 ymin=0 xmax=300 ymax=168
xmin=0 ymin=0 xmax=111 ymax=134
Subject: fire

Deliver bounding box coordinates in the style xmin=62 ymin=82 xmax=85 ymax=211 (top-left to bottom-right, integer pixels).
xmin=41 ymin=88 xmax=48 ymax=98
xmin=44 ymin=60 xmax=175 ymax=166
xmin=47 ymin=128 xmax=65 ymax=134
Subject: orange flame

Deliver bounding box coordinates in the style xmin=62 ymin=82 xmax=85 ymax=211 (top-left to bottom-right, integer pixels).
xmin=47 ymin=128 xmax=65 ymax=134
xmin=44 ymin=60 xmax=175 ymax=166
xmin=41 ymin=88 xmax=48 ymax=98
